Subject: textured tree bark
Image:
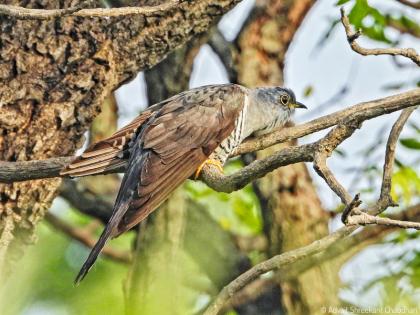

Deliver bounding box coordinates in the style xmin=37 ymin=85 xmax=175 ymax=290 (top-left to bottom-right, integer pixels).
xmin=0 ymin=0 xmax=240 ymax=270
xmin=235 ymin=0 xmax=342 ymax=313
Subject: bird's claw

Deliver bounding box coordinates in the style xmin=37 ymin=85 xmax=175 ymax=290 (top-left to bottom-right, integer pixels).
xmin=194 ymin=159 xmax=224 ymax=179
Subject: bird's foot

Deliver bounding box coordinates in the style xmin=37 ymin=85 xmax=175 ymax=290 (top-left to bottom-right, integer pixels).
xmin=194 ymin=159 xmax=224 ymax=179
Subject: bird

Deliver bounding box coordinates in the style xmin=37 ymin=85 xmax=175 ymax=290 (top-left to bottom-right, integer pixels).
xmin=60 ymin=83 xmax=307 ymax=284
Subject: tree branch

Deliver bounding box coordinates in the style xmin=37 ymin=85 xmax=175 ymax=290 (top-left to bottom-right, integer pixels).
xmin=379 ymin=108 xmax=416 ymax=207
xmin=313 ymin=121 xmax=362 ymax=205
xmin=59 ymin=179 xmax=113 ymax=223
xmin=208 ymin=27 xmax=238 ymax=83
xmin=233 ymin=88 xmax=420 ymax=156
xmin=0 ymin=89 xmax=417 ymax=186
xmin=203 ymin=103 xmax=419 ymax=315
xmin=395 ymin=0 xmax=420 ymax=9
xmin=202 ymin=226 xmax=357 ymax=315
xmin=214 ymin=203 xmax=420 ymax=312
xmin=347 ymin=212 xmax=420 ymax=229
xmin=340 ymin=8 xmax=420 ymax=66
xmin=45 ymin=213 xmax=131 ymax=264
xmin=0 ymin=0 xmax=181 ymax=20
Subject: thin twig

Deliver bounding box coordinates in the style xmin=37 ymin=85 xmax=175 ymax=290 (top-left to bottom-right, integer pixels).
xmin=347 ymin=212 xmax=420 ymax=229
xmin=0 ymin=0 xmax=180 ymax=20
xmin=313 ymin=120 xmax=361 ymax=205
xmin=395 ymin=0 xmax=420 ymax=9
xmin=45 ymin=212 xmax=131 ymax=264
xmin=379 ymin=107 xmax=417 ymax=207
xmin=340 ymin=8 xmax=420 ymax=66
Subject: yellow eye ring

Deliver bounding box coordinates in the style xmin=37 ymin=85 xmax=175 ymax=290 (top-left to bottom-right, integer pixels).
xmin=280 ymin=94 xmax=289 ymax=105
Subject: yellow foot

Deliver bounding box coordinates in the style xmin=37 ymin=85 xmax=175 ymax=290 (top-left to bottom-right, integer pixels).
xmin=194 ymin=159 xmax=224 ymax=179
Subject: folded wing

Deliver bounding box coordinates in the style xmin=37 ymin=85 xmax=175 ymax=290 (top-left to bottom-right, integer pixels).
xmin=73 ymin=84 xmax=245 ymax=283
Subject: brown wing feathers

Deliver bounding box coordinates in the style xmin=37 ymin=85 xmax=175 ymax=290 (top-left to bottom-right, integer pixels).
xmin=60 ymin=106 xmax=161 ymax=177
xmin=71 ymin=84 xmax=245 ymax=283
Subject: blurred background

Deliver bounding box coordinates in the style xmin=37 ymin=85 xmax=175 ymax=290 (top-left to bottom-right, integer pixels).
xmin=1 ymin=0 xmax=419 ymax=314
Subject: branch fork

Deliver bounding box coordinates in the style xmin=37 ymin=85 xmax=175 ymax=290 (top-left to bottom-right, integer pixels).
xmin=340 ymin=7 xmax=420 ymax=66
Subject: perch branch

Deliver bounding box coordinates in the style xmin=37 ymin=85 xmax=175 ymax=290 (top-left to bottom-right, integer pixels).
xmin=45 ymin=212 xmax=131 ymax=264
xmin=0 ymin=89 xmax=418 ymax=185
xmin=233 ymin=88 xmax=420 ymax=156
xmin=340 ymin=8 xmax=420 ymax=66
xmin=0 ymin=0 xmax=181 ymax=20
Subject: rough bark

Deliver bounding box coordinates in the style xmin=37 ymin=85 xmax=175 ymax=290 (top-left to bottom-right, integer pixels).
xmin=235 ymin=0 xmax=341 ymax=313
xmin=0 ymin=0 xmax=240 ymax=270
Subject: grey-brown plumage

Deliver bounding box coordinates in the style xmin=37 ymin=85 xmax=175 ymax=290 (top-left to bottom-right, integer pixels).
xmin=60 ymin=83 xmax=306 ymax=284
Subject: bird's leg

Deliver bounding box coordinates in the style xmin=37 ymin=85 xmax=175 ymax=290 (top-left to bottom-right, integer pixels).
xmin=194 ymin=159 xmax=224 ymax=180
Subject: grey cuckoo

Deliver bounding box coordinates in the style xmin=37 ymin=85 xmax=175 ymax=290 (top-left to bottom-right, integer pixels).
xmin=60 ymin=83 xmax=307 ymax=283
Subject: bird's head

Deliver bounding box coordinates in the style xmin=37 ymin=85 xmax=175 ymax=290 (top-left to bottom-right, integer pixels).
xmin=256 ymin=87 xmax=307 ymax=111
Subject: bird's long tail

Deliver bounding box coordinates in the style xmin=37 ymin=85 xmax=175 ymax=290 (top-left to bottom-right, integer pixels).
xmin=74 ymin=200 xmax=131 ymax=285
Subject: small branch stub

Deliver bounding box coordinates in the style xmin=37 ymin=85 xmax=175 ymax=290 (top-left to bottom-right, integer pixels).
xmin=341 ymin=193 xmax=362 ymax=224
xmin=340 ymin=7 xmax=420 ymax=66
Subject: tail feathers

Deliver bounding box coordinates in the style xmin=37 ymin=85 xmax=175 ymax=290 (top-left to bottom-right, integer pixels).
xmin=74 ymin=201 xmax=131 ymax=285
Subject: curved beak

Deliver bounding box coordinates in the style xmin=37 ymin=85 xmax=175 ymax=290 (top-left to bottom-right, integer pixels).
xmin=294 ymin=101 xmax=307 ymax=109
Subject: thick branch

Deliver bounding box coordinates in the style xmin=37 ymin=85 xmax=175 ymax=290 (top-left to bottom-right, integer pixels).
xmin=0 ymin=157 xmax=73 ymax=183
xmin=340 ymin=8 xmax=420 ymax=66
xmin=200 ymin=144 xmax=314 ymax=193
xmin=0 ymin=89 xmax=418 ymax=184
xmin=233 ymin=89 xmax=420 ymax=156
xmin=0 ymin=0 xmax=181 ymax=20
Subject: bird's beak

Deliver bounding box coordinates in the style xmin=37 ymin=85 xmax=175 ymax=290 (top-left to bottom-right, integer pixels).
xmin=292 ymin=101 xmax=307 ymax=109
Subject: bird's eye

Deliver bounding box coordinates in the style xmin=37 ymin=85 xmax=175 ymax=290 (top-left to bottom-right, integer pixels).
xmin=280 ymin=94 xmax=289 ymax=105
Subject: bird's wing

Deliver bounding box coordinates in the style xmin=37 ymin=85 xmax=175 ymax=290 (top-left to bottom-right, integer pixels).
xmin=117 ymin=84 xmax=246 ymax=234
xmin=60 ymin=88 xmax=210 ymax=177
xmin=74 ymin=84 xmax=246 ymax=284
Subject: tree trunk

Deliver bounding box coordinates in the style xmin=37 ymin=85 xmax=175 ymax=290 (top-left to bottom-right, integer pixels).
xmin=235 ymin=0 xmax=342 ymax=313
xmin=0 ymin=0 xmax=239 ymax=272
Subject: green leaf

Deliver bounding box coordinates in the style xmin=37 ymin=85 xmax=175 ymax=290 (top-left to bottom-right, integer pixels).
xmin=303 ymin=85 xmax=314 ymax=98
xmin=391 ymin=167 xmax=420 ymax=205
xmin=336 ymin=0 xmax=351 ymax=5
xmin=400 ymin=138 xmax=420 ymax=150
xmin=348 ymin=0 xmax=369 ymax=28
